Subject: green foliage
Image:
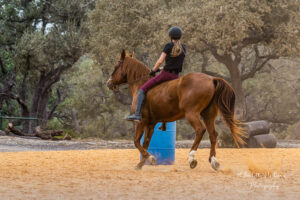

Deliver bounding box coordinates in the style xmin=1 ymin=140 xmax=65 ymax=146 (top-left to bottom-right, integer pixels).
xmin=47 ymin=117 xmax=64 ymax=130
xmin=14 ymin=24 xmax=85 ymax=81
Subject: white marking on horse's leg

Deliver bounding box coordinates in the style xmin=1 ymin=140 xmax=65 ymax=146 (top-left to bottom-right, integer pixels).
xmin=210 ymin=156 xmax=220 ymax=171
xmin=189 ymin=150 xmax=198 ymax=169
xmin=147 ymin=155 xmax=156 ymax=165
xmin=189 ymin=150 xmax=196 ymax=163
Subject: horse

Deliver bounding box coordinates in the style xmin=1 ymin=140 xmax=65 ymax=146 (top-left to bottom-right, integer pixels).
xmin=107 ymin=50 xmax=245 ymax=170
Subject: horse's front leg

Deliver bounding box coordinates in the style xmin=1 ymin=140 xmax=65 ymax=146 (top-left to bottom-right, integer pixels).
xmin=134 ymin=122 xmax=150 ymax=170
xmin=142 ymin=124 xmax=156 ymax=165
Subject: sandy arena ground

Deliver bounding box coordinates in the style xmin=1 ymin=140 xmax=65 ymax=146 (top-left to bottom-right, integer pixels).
xmin=0 ymin=149 xmax=300 ymax=200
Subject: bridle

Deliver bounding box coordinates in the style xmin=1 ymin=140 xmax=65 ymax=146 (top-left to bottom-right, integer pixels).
xmin=111 ymin=59 xmax=125 ymax=78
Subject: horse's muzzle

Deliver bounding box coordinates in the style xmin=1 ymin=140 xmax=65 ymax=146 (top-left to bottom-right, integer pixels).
xmin=106 ymin=78 xmax=117 ymax=90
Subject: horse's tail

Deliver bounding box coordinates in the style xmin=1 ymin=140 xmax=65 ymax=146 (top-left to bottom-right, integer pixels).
xmin=213 ymin=78 xmax=246 ymax=147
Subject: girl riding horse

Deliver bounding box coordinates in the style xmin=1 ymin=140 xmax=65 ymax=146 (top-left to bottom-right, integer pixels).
xmin=107 ymin=28 xmax=245 ymax=170
xmin=125 ymin=26 xmax=186 ymax=122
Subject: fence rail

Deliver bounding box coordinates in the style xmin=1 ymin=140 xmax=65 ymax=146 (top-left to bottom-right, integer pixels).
xmin=0 ymin=110 xmax=39 ymax=130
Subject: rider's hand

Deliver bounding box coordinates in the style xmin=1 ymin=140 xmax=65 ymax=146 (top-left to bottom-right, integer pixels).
xmin=149 ymin=69 xmax=156 ymax=77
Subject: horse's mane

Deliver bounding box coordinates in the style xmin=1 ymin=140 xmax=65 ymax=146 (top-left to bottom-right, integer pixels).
xmin=125 ymin=56 xmax=150 ymax=83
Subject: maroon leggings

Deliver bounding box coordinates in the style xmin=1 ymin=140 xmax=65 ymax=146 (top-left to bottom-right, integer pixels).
xmin=140 ymin=70 xmax=179 ymax=92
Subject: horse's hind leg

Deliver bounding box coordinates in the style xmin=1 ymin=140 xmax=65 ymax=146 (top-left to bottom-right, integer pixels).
xmin=142 ymin=124 xmax=156 ymax=165
xmin=134 ymin=122 xmax=150 ymax=170
xmin=185 ymin=112 xmax=206 ymax=169
xmin=202 ymin=104 xmax=220 ymax=171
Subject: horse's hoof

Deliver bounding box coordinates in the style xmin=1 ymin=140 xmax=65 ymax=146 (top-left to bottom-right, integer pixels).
xmin=148 ymin=155 xmax=156 ymax=165
xmin=134 ymin=163 xmax=144 ymax=170
xmin=134 ymin=159 xmax=146 ymax=170
xmin=189 ymin=160 xmax=198 ymax=169
xmin=210 ymin=156 xmax=220 ymax=171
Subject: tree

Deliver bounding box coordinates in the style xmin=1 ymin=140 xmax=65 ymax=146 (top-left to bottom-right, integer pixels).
xmin=0 ymin=0 xmax=92 ymax=132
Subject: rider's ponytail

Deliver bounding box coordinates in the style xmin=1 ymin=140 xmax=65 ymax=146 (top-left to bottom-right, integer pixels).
xmin=170 ymin=40 xmax=183 ymax=57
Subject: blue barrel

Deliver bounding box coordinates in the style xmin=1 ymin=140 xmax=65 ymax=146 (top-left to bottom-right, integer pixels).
xmin=141 ymin=122 xmax=176 ymax=165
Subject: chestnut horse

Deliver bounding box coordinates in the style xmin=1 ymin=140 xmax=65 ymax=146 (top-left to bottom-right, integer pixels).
xmin=107 ymin=50 xmax=245 ymax=170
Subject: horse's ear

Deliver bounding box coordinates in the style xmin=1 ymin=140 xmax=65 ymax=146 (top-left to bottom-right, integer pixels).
xmin=121 ymin=49 xmax=126 ymax=60
xmin=129 ymin=51 xmax=134 ymax=58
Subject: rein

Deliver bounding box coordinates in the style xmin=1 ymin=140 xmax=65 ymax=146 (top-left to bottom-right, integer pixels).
xmin=118 ymin=74 xmax=150 ymax=87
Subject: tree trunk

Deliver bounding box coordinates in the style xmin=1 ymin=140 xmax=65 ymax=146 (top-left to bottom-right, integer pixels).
xmin=37 ymin=91 xmax=50 ymax=125
xmin=227 ymin=63 xmax=246 ymax=119
xmin=26 ymin=89 xmax=50 ymax=133
xmin=20 ymin=68 xmax=30 ymax=132
xmin=23 ymin=72 xmax=50 ymax=133
xmin=71 ymin=109 xmax=81 ymax=133
xmin=209 ymin=51 xmax=246 ymax=119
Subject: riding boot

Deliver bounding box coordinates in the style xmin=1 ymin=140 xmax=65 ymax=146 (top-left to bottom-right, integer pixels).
xmin=125 ymin=89 xmax=145 ymax=122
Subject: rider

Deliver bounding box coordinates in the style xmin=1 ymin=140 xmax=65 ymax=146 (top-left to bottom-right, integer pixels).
xmin=125 ymin=26 xmax=186 ymax=122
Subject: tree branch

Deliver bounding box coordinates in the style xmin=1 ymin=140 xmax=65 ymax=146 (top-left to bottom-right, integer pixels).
xmin=200 ymin=38 xmax=235 ymax=69
xmin=231 ymin=45 xmax=242 ymax=66
xmin=199 ymin=39 xmax=223 ymax=62
xmin=0 ymin=92 xmax=29 ymax=113
xmin=241 ymin=46 xmax=278 ymax=80
xmin=42 ymin=63 xmax=73 ymax=95
xmin=19 ymin=57 xmax=30 ymax=101
xmin=241 ymin=31 xmax=274 ymax=47
xmin=48 ymin=89 xmax=63 ymax=120
xmin=199 ymin=48 xmax=209 ymax=71
xmin=0 ymin=56 xmax=6 ymax=75
xmin=200 ymin=49 xmax=230 ymax=81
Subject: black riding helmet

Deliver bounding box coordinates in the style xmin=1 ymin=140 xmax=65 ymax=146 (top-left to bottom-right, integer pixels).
xmin=168 ymin=26 xmax=182 ymax=40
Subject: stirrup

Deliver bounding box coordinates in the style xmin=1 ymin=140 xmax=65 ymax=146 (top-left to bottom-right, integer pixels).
xmin=125 ymin=114 xmax=142 ymax=122
xmin=158 ymin=123 xmax=167 ymax=131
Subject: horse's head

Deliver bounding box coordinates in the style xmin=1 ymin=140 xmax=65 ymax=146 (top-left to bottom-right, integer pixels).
xmin=107 ymin=49 xmax=134 ymax=90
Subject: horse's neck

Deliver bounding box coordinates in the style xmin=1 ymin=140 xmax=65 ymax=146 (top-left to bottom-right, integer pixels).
xmin=126 ymin=58 xmax=150 ymax=97
xmin=128 ymin=79 xmax=149 ymax=97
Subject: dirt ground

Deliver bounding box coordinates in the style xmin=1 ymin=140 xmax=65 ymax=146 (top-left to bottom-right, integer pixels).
xmin=0 ymin=149 xmax=299 ymax=200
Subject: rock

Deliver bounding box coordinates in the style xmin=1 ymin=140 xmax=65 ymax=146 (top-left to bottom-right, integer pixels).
xmin=0 ymin=130 xmax=7 ymax=136
xmin=244 ymin=120 xmax=270 ymax=137
xmin=248 ymin=134 xmax=277 ymax=148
